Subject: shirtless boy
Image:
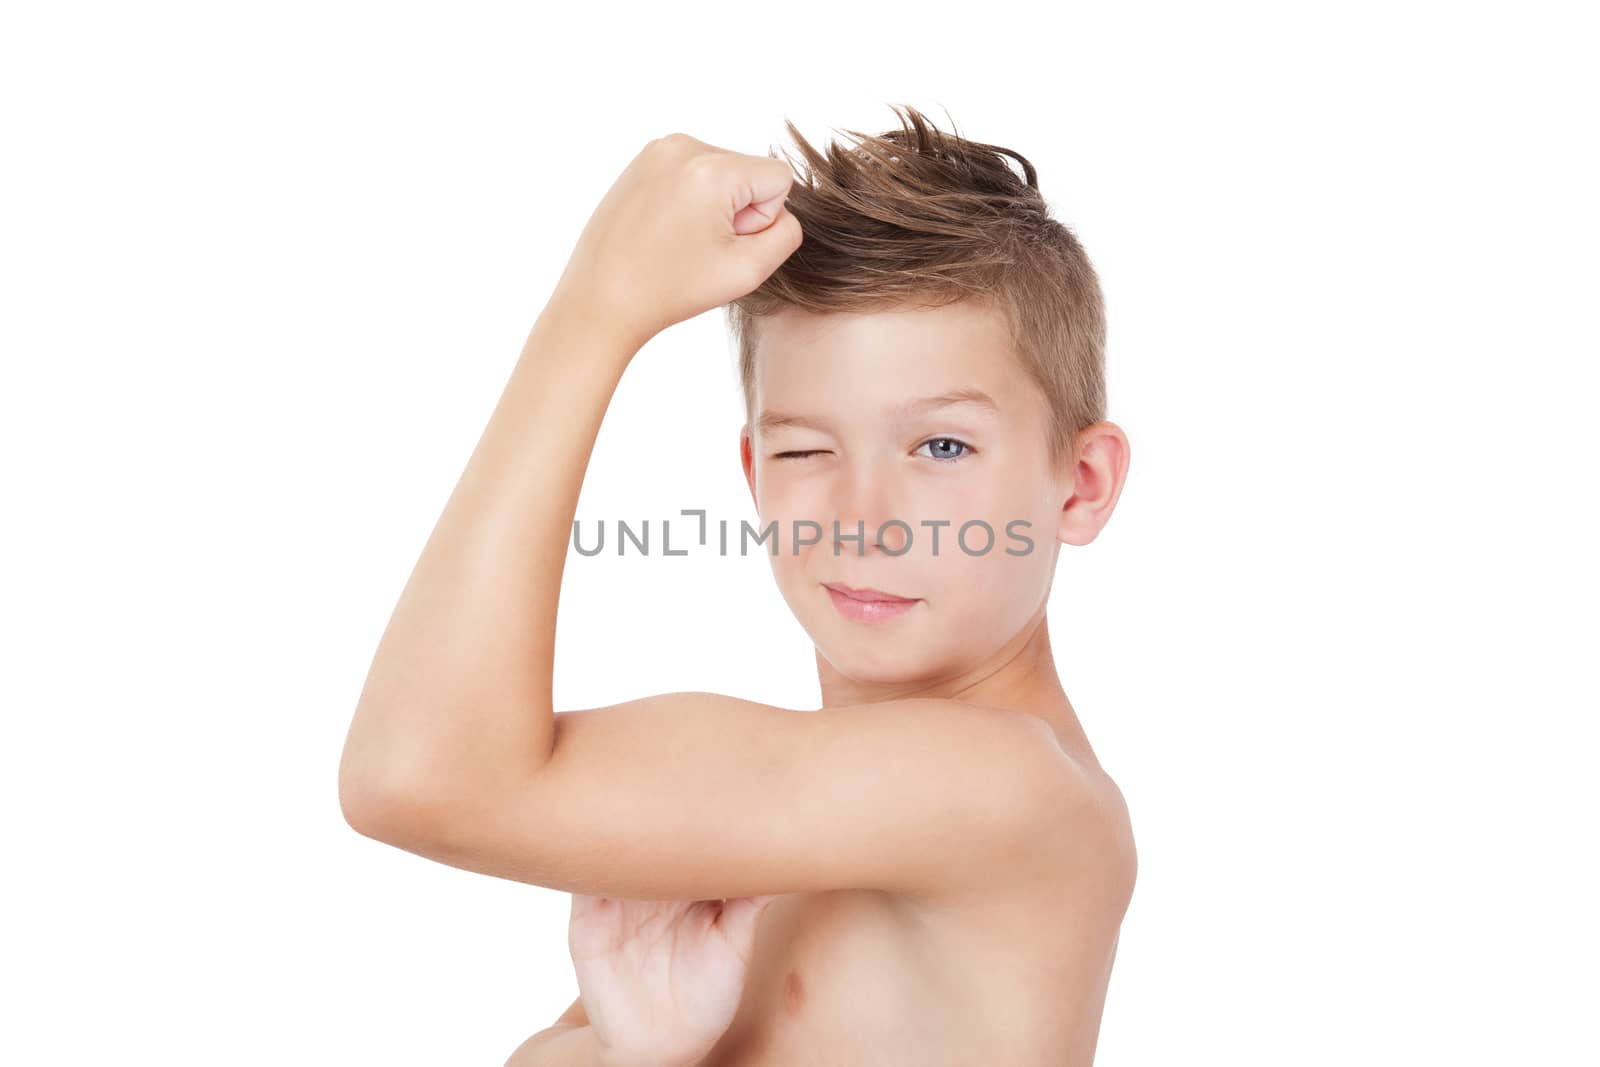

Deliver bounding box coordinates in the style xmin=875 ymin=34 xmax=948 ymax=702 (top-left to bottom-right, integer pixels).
xmin=339 ymin=105 xmax=1136 ymax=1066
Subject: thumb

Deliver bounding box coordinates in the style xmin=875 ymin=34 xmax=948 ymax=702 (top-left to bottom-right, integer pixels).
xmin=716 ymin=894 xmax=782 ymax=946
xmin=732 ymin=193 xmax=788 ymax=236
xmin=727 ymin=152 xmax=795 ymax=235
xmin=735 ymin=202 xmax=803 ymax=274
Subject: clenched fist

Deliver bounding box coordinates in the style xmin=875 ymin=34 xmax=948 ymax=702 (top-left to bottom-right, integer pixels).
xmin=548 ymin=132 xmax=804 ymax=350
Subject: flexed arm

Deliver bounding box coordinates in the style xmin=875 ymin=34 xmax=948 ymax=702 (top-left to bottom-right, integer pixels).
xmin=338 ymin=133 xmax=802 ymax=810
xmin=336 ymin=135 xmax=1091 ymax=904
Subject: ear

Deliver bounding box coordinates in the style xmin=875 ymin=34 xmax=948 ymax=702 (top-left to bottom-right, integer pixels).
xmin=1056 ymin=421 xmax=1132 ymax=547
xmin=740 ymin=424 xmax=758 ymax=509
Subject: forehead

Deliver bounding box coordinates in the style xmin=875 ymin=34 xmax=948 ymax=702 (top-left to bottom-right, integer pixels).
xmin=751 ymin=300 xmax=1033 ymax=419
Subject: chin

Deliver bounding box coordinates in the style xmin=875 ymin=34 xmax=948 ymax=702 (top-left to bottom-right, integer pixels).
xmin=814 ymin=633 xmax=941 ymax=688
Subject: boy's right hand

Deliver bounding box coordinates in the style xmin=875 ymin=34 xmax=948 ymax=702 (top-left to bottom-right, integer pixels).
xmin=548 ymin=133 xmax=803 ymax=351
xmin=568 ymin=891 xmax=781 ymax=1067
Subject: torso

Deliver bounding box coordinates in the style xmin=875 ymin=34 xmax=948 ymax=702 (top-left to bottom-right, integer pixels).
xmin=693 ymin=759 xmax=1135 ymax=1067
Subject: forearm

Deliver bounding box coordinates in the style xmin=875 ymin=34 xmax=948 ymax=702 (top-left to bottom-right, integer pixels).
xmin=342 ymin=297 xmax=638 ymax=803
xmin=504 ymin=1024 xmax=604 ymax=1067
xmin=505 ymin=1024 xmax=693 ymax=1067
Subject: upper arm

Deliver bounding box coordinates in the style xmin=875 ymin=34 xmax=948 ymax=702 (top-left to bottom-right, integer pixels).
xmin=363 ymin=692 xmax=1089 ymax=901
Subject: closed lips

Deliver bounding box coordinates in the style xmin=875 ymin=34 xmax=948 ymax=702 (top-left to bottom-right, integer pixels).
xmin=823 ymin=583 xmax=917 ymax=603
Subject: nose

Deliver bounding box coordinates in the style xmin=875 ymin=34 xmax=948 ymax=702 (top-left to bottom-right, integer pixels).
xmin=830 ymin=461 xmax=906 ymax=557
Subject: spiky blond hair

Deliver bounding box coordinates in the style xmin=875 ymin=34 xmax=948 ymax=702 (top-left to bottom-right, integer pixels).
xmin=725 ymin=104 xmax=1107 ymax=467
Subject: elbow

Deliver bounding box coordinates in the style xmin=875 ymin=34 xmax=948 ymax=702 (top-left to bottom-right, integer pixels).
xmin=338 ymin=745 xmax=504 ymax=861
xmin=340 ymin=760 xmax=534 ymax=880
xmin=338 ymin=772 xmax=389 ymax=841
xmin=338 ymin=748 xmax=443 ymax=846
xmin=338 ymin=700 xmax=461 ymax=844
xmin=339 ymin=769 xmax=399 ymax=843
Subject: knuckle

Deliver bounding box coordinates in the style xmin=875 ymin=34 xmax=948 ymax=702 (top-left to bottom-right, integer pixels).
xmin=643 ymin=132 xmax=684 ymax=157
xmin=767 ymin=157 xmax=796 ymax=185
xmin=682 ymin=151 xmax=718 ymax=180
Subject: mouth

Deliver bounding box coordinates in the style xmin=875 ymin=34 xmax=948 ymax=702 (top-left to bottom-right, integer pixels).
xmin=822 ymin=582 xmax=921 ymax=624
xmin=823 ymin=582 xmax=917 ymax=603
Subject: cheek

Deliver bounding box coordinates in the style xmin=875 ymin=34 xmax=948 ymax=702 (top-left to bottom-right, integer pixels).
xmin=922 ymin=546 xmax=1048 ymax=654
xmin=920 ymin=486 xmax=1053 ymax=594
xmin=917 ymin=477 xmax=1040 ymax=549
xmin=754 ymin=465 xmax=827 ymax=524
xmin=758 ymin=469 xmax=855 ymax=570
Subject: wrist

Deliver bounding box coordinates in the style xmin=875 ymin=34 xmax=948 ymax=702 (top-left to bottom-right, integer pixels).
xmin=542 ymin=278 xmax=657 ymax=356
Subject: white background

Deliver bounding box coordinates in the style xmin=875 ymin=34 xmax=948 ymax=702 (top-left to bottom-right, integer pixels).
xmin=2 ymin=2 xmax=1595 ymax=1064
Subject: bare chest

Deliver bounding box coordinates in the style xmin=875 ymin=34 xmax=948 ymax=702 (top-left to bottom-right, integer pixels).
xmin=693 ymin=880 xmax=1120 ymax=1067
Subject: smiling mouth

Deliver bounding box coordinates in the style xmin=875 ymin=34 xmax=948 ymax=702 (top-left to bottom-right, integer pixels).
xmin=821 ymin=582 xmax=921 ymax=624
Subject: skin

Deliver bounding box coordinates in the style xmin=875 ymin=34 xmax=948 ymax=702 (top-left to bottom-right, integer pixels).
xmin=743 ymin=299 xmax=1129 ymax=738
xmin=339 ymin=133 xmax=1135 ymax=1067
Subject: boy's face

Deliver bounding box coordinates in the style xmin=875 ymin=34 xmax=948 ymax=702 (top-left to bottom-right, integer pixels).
xmin=740 ymin=300 xmax=1070 ymax=689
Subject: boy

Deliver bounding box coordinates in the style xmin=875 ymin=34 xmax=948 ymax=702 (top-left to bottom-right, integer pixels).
xmin=339 ymin=105 xmax=1135 ymax=1066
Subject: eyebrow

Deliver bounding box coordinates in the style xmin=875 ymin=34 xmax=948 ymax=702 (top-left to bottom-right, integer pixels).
xmin=756 ymin=388 xmax=1000 ymax=435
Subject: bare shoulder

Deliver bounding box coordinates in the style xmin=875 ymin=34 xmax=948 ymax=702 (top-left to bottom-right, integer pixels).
xmin=1067 ymin=757 xmax=1138 ymax=902
xmin=953 ymin=700 xmax=1138 ymax=904
xmin=876 ymin=706 xmax=1136 ymax=1043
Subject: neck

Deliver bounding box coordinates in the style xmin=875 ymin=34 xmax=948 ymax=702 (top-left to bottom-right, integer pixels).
xmin=814 ymin=607 xmax=1099 ymax=769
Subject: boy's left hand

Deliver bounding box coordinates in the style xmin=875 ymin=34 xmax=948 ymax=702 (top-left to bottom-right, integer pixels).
xmin=567 ymin=891 xmax=781 ymax=1067
xmin=548 ymin=132 xmax=804 ymax=349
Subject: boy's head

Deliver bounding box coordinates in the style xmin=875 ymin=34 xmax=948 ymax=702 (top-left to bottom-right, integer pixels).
xmin=727 ymin=105 xmax=1127 ymax=690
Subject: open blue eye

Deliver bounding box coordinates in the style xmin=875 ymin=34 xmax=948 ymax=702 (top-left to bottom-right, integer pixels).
xmin=919 ymin=437 xmax=973 ymax=462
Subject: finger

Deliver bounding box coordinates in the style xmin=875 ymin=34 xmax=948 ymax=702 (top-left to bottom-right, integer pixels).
xmin=731 ymin=194 xmax=788 ymax=236
xmin=739 ymin=202 xmax=803 ymax=263
xmin=720 ymin=155 xmax=794 ymax=221
xmin=714 ymin=895 xmax=779 ymax=952
xmin=748 ymin=156 xmax=800 ymax=211
xmin=744 ymin=157 xmax=795 ymax=210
